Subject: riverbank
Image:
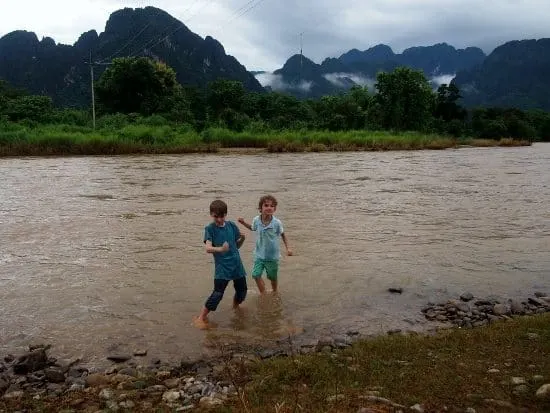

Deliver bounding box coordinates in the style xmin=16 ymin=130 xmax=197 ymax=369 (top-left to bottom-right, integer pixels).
xmin=2 ymin=292 xmax=549 ymax=412
xmin=0 ymin=124 xmax=532 ymax=156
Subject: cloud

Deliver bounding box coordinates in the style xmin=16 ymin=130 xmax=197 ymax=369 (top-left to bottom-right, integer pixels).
xmin=323 ymin=73 xmax=376 ymax=90
xmin=1 ymin=0 xmax=550 ymax=71
xmin=430 ymin=74 xmax=456 ymax=87
xmin=255 ymin=72 xmax=312 ymax=92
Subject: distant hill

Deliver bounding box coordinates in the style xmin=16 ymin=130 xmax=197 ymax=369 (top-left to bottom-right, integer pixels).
xmin=259 ymin=43 xmax=486 ymax=99
xmin=0 ymin=6 xmax=263 ymax=107
xmin=452 ymin=39 xmax=550 ymax=110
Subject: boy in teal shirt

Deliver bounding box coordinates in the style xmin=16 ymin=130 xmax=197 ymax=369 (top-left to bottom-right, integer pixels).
xmin=195 ymin=200 xmax=246 ymax=328
xmin=238 ymin=195 xmax=292 ymax=294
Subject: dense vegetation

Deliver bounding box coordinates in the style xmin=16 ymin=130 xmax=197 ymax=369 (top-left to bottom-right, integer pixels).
xmin=0 ymin=58 xmax=547 ymax=155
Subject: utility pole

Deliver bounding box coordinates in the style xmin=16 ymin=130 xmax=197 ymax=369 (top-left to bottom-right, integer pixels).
xmin=299 ymin=32 xmax=304 ymax=86
xmin=89 ymin=51 xmax=96 ymax=130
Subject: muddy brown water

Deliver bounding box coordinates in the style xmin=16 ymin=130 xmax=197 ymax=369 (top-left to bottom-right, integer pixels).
xmin=1 ymin=145 xmax=549 ymax=366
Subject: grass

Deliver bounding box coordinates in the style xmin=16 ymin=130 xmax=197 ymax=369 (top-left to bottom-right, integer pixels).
xmin=214 ymin=313 xmax=550 ymax=413
xmin=0 ymin=123 xmax=532 ymax=156
xmin=2 ymin=314 xmax=549 ymax=412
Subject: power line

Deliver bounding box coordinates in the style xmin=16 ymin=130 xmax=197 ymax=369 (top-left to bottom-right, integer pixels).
xmin=101 ymin=22 xmax=151 ymax=63
xmin=228 ymin=0 xmax=268 ymax=23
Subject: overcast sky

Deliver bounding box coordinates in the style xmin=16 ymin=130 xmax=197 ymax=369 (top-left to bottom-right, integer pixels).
xmin=1 ymin=0 xmax=549 ymax=71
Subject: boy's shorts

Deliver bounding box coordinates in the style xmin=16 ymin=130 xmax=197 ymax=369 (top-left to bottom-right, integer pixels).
xmin=251 ymin=259 xmax=279 ymax=281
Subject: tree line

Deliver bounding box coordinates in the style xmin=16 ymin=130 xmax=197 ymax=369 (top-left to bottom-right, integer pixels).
xmin=1 ymin=57 xmax=549 ymax=141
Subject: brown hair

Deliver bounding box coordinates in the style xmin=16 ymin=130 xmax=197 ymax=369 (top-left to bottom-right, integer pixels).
xmin=210 ymin=200 xmax=227 ymax=216
xmin=258 ymin=195 xmax=277 ymax=210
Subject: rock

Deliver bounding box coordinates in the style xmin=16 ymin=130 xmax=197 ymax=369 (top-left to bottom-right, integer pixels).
xmin=119 ymin=399 xmax=135 ymax=409
xmin=107 ymin=354 xmax=131 ymax=363
xmin=99 ymin=388 xmax=114 ymax=400
xmin=326 ymin=394 xmax=346 ymax=402
xmin=534 ymin=292 xmax=547 ymax=298
xmin=533 ymin=375 xmax=544 ymax=382
xmin=455 ymin=302 xmax=471 ymax=313
xmin=0 ymin=377 xmax=9 ymax=393
xmin=162 ymin=390 xmax=181 ymax=403
xmin=487 ymin=368 xmax=500 ymax=374
xmin=465 ymin=408 xmax=476 ymax=413
xmin=410 ymin=403 xmax=424 ymax=412
xmin=535 ymin=383 xmax=550 ymax=399
xmin=527 ymin=333 xmax=540 ymax=340
xmin=513 ymin=384 xmax=529 ymax=395
xmin=176 ymin=406 xmax=195 ymax=412
xmin=387 ymin=329 xmax=402 ymax=335
xmin=85 ymin=373 xmax=110 ymax=387
xmin=117 ymin=367 xmax=137 ymax=377
xmin=44 ymin=367 xmax=66 ymax=383
xmin=3 ymin=390 xmax=24 ymax=399
xmin=483 ymin=399 xmax=514 ymax=408
xmin=460 ymin=292 xmax=474 ymax=302
xmin=388 ymin=287 xmax=403 ymax=294
xmin=133 ymin=349 xmax=147 ymax=357
xmin=357 ymin=409 xmax=378 ymax=413
xmin=436 ymin=315 xmax=448 ymax=321
xmin=318 ymin=337 xmax=335 ymax=347
xmin=493 ymin=304 xmax=509 ymax=316
xmin=528 ymin=297 xmax=546 ymax=306
xmin=13 ymin=348 xmax=49 ymax=374
xmin=511 ymin=377 xmax=526 ymax=385
xmin=199 ymin=396 xmax=223 ymax=406
xmin=164 ymin=378 xmax=181 ymax=389
xmin=510 ymin=299 xmax=524 ymax=314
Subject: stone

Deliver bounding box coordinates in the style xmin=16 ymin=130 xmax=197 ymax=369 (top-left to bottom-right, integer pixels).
xmin=85 ymin=373 xmax=110 ymax=387
xmin=199 ymin=396 xmax=223 ymax=406
xmin=119 ymin=400 xmax=135 ymax=409
xmin=164 ymin=378 xmax=181 ymax=389
xmin=511 ymin=377 xmax=526 ymax=385
xmin=528 ymin=297 xmax=546 ymax=306
xmin=483 ymin=399 xmax=514 ymax=408
xmin=176 ymin=406 xmax=196 ymax=412
xmin=534 ymin=292 xmax=547 ymax=298
xmin=510 ymin=299 xmax=524 ymax=314
xmin=460 ymin=292 xmax=474 ymax=302
xmin=388 ymin=287 xmax=403 ymax=294
xmin=465 ymin=408 xmax=476 ymax=413
xmin=326 ymin=394 xmax=346 ymax=402
xmin=535 ymin=383 xmax=550 ymax=399
xmin=44 ymin=367 xmax=65 ymax=383
xmin=3 ymin=391 xmax=24 ymax=399
xmin=99 ymin=388 xmax=114 ymax=400
xmin=133 ymin=349 xmax=147 ymax=357
xmin=13 ymin=348 xmax=49 ymax=374
xmin=493 ymin=304 xmax=509 ymax=316
xmin=533 ymin=375 xmax=544 ymax=382
xmin=455 ymin=302 xmax=471 ymax=313
xmin=410 ymin=403 xmax=424 ymax=412
xmin=487 ymin=368 xmax=500 ymax=374
xmin=117 ymin=368 xmax=137 ymax=377
xmin=513 ymin=384 xmax=529 ymax=395
xmin=107 ymin=354 xmax=131 ymax=363
xmin=162 ymin=390 xmax=181 ymax=403
xmin=527 ymin=333 xmax=540 ymax=340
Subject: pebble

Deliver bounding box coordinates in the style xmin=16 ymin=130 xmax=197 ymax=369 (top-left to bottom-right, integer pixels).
xmin=511 ymin=377 xmax=526 ymax=385
xmin=536 ymin=383 xmax=550 ymax=399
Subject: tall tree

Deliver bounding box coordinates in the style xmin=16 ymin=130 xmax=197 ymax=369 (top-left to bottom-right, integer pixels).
xmin=374 ymin=67 xmax=434 ymax=131
xmin=95 ymin=57 xmax=180 ymax=115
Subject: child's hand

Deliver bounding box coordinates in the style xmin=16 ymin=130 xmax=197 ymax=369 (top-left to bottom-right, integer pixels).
xmin=238 ymin=217 xmax=245 ymax=225
xmin=220 ymin=242 xmax=230 ymax=252
xmin=287 ymin=249 xmax=293 ymax=256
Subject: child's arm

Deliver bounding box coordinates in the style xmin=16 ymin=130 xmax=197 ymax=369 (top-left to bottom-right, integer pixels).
xmin=205 ymin=240 xmax=229 ymax=254
xmin=281 ymin=233 xmax=293 ymax=256
xmin=237 ymin=217 xmax=253 ymax=231
xmin=236 ymin=233 xmax=245 ymax=249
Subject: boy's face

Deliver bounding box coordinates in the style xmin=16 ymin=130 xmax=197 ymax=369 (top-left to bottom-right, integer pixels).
xmin=260 ymin=200 xmax=276 ymax=216
xmin=211 ymin=212 xmax=226 ymax=227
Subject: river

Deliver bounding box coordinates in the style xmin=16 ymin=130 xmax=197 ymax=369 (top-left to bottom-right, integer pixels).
xmin=1 ymin=144 xmax=549 ymax=366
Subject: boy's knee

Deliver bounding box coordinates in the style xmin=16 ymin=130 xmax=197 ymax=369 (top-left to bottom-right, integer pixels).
xmin=205 ymin=291 xmax=224 ymax=311
xmin=234 ymin=288 xmax=247 ymax=304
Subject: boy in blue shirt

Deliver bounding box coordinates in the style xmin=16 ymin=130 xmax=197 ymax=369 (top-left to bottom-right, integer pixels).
xmin=195 ymin=200 xmax=247 ymax=328
xmin=238 ymin=195 xmax=292 ymax=294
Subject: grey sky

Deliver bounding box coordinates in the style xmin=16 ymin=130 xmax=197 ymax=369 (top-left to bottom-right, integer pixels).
xmin=1 ymin=0 xmax=549 ymax=71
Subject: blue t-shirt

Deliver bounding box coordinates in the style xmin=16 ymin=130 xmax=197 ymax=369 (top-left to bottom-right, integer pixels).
xmin=251 ymin=216 xmax=284 ymax=261
xmin=204 ymin=221 xmax=246 ymax=280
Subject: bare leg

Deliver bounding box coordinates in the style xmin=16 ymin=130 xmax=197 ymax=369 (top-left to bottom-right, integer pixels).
xmin=270 ymin=279 xmax=278 ymax=293
xmin=193 ymin=307 xmax=210 ymax=329
xmin=255 ymin=277 xmax=266 ymax=294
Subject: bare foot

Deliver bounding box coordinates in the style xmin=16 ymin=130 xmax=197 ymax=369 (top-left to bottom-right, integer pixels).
xmin=233 ymin=304 xmax=248 ymax=317
xmin=192 ymin=316 xmax=211 ymax=330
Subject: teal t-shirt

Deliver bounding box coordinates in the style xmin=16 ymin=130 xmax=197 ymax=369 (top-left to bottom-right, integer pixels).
xmin=251 ymin=216 xmax=284 ymax=261
xmin=204 ymin=221 xmax=246 ymax=280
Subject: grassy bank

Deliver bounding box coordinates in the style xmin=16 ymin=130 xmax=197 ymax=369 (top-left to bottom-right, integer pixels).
xmin=2 ymin=314 xmax=549 ymax=412
xmin=223 ymin=314 xmax=550 ymax=413
xmin=0 ymin=123 xmax=532 ymax=156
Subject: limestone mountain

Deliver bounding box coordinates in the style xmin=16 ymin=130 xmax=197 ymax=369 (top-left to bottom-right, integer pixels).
xmin=452 ymin=38 xmax=550 ymax=110
xmin=0 ymin=6 xmax=263 ymax=107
